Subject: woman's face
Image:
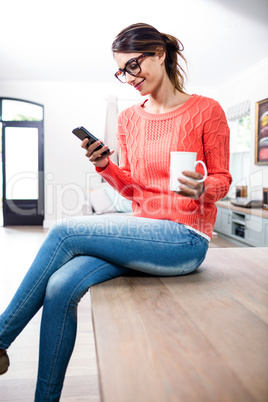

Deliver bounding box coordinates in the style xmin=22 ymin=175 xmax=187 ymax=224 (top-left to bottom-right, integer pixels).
xmin=114 ymin=52 xmax=166 ymax=96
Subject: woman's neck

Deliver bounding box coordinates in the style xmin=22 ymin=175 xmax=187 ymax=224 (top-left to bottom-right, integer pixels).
xmin=143 ymin=80 xmax=191 ymax=114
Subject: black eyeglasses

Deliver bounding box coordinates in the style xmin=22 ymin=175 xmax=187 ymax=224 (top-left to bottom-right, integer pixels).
xmin=114 ymin=52 xmax=154 ymax=83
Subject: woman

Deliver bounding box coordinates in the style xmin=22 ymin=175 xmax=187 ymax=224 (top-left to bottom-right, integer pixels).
xmin=0 ymin=23 xmax=232 ymax=401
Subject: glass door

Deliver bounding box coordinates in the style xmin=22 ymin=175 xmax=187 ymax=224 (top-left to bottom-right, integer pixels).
xmin=1 ymin=98 xmax=44 ymax=226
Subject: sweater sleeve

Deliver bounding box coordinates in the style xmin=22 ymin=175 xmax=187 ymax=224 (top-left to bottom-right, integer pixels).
xmin=201 ymin=101 xmax=232 ymax=203
xmin=95 ymin=112 xmax=135 ymax=200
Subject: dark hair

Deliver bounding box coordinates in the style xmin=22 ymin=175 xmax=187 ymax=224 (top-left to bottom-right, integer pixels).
xmin=111 ymin=23 xmax=187 ymax=93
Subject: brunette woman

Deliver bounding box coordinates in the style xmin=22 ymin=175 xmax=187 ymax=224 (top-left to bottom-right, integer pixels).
xmin=0 ymin=23 xmax=232 ymax=401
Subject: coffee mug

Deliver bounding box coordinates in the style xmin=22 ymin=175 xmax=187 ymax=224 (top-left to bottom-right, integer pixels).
xmin=170 ymin=151 xmax=207 ymax=192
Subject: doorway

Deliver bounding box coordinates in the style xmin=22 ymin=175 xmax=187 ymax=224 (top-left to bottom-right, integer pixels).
xmin=0 ymin=98 xmax=44 ymax=226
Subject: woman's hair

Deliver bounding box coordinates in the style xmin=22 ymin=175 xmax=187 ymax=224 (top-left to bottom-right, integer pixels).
xmin=111 ymin=23 xmax=188 ymax=93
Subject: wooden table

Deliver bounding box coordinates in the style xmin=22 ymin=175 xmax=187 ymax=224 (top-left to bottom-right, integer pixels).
xmin=91 ymin=248 xmax=268 ymax=402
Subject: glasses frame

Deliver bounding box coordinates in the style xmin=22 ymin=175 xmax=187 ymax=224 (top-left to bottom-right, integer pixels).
xmin=114 ymin=52 xmax=154 ymax=83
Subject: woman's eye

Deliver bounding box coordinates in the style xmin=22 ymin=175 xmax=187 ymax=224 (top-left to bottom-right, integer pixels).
xmin=128 ymin=62 xmax=138 ymax=71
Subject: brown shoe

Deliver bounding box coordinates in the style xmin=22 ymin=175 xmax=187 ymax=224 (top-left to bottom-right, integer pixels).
xmin=0 ymin=349 xmax=10 ymax=375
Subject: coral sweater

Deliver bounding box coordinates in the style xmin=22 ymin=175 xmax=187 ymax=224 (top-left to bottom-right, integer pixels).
xmin=97 ymin=94 xmax=232 ymax=239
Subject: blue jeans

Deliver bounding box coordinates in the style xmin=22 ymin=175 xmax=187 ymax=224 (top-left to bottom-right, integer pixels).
xmin=0 ymin=215 xmax=208 ymax=401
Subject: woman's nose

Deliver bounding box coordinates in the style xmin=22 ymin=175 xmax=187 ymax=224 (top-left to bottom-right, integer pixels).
xmin=125 ymin=72 xmax=135 ymax=85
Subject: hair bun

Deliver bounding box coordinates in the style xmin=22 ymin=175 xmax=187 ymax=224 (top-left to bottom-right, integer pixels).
xmin=161 ymin=33 xmax=184 ymax=52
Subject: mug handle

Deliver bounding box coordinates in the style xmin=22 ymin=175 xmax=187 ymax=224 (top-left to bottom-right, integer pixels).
xmin=194 ymin=160 xmax=207 ymax=182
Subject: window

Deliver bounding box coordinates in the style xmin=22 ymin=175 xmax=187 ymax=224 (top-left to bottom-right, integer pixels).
xmin=227 ymin=101 xmax=251 ymax=198
xmin=5 ymin=127 xmax=39 ymax=199
xmin=2 ymin=99 xmax=43 ymax=121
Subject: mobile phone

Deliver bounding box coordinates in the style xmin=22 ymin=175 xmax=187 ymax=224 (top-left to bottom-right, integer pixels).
xmin=72 ymin=126 xmax=110 ymax=155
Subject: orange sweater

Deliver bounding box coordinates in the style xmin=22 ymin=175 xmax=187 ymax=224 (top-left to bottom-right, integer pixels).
xmin=97 ymin=94 xmax=232 ymax=239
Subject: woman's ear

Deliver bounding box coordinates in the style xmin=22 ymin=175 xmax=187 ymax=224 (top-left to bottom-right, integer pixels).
xmin=155 ymin=47 xmax=166 ymax=64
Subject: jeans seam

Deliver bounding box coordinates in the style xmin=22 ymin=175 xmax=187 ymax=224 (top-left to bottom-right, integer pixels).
xmin=61 ymin=233 xmax=199 ymax=246
xmin=181 ymin=243 xmax=208 ymax=274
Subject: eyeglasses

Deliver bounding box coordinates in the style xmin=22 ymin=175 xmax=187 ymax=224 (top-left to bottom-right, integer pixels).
xmin=114 ymin=52 xmax=154 ymax=83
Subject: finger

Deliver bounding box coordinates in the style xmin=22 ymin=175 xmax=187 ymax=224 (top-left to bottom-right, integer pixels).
xmin=85 ymin=141 xmax=103 ymax=158
xmin=88 ymin=140 xmax=112 ymax=157
xmin=182 ymin=170 xmax=204 ymax=181
xmin=176 ymin=181 xmax=204 ymax=199
xmin=91 ymin=150 xmax=115 ymax=165
xmin=91 ymin=144 xmax=112 ymax=159
xmin=81 ymin=138 xmax=89 ymax=149
xmin=176 ymin=185 xmax=199 ymax=199
xmin=89 ymin=148 xmax=114 ymax=161
xmin=178 ymin=176 xmax=199 ymax=190
xmin=179 ymin=183 xmax=196 ymax=194
xmin=91 ymin=138 xmax=105 ymax=150
xmin=87 ymin=140 xmax=102 ymax=152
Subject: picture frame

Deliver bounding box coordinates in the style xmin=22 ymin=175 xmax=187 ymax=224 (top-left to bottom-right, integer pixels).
xmin=255 ymin=97 xmax=268 ymax=165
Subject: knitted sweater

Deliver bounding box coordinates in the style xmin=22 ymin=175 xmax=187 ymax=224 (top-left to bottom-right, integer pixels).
xmin=97 ymin=94 xmax=232 ymax=239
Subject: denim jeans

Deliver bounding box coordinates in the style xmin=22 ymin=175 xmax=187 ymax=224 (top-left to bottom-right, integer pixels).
xmin=0 ymin=215 xmax=209 ymax=401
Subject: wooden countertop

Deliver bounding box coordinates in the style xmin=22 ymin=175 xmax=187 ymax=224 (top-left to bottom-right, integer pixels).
xmin=91 ymin=247 xmax=268 ymax=402
xmin=216 ymin=199 xmax=268 ymax=219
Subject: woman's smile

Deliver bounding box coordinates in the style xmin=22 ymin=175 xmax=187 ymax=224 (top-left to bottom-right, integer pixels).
xmin=133 ymin=78 xmax=145 ymax=90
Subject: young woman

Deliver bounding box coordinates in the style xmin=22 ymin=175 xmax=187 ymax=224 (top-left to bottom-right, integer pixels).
xmin=0 ymin=23 xmax=232 ymax=401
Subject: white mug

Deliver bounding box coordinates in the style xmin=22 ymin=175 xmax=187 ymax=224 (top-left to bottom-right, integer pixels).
xmin=170 ymin=151 xmax=207 ymax=192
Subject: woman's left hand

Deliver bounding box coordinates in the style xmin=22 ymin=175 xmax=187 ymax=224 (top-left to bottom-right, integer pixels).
xmin=176 ymin=170 xmax=204 ymax=199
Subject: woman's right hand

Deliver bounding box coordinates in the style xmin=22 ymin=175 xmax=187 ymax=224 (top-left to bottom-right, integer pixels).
xmin=81 ymin=138 xmax=114 ymax=169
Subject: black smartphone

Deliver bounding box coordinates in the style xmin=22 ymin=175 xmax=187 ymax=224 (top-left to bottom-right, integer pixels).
xmin=72 ymin=126 xmax=110 ymax=155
